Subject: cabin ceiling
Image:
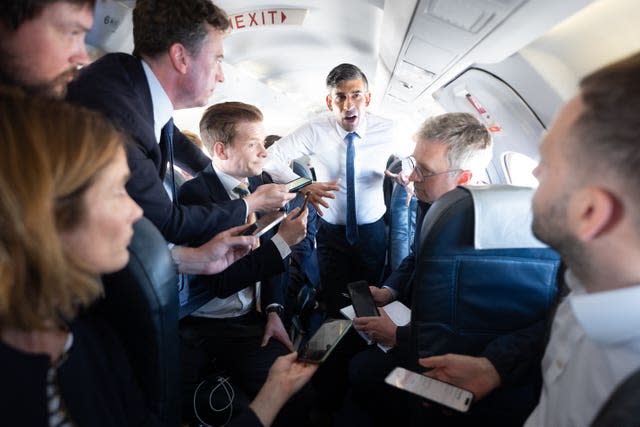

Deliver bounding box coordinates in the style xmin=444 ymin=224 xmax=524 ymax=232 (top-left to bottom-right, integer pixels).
xmin=87 ymin=0 xmax=596 ymax=135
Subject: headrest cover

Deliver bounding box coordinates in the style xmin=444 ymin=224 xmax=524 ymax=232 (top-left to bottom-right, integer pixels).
xmin=466 ymin=184 xmax=546 ymax=249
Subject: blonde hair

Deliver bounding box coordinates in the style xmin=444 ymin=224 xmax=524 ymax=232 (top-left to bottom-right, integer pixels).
xmin=0 ymin=87 xmax=124 ymax=331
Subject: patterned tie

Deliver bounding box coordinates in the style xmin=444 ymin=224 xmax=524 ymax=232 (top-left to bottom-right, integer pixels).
xmin=232 ymin=182 xmax=257 ymax=225
xmin=345 ymin=132 xmax=358 ymax=244
xmin=161 ymin=118 xmax=177 ymax=202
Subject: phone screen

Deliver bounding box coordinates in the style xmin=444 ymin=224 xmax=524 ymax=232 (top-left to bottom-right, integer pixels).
xmin=241 ymin=211 xmax=285 ymax=237
xmin=297 ymin=319 xmax=352 ymax=364
xmin=385 ymin=367 xmax=474 ymax=412
xmin=286 ymin=177 xmax=312 ymax=192
xmin=347 ymin=281 xmax=379 ymax=317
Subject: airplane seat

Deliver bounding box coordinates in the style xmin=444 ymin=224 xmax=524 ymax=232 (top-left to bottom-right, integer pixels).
xmin=291 ymin=155 xmax=314 ymax=180
xmin=411 ymin=184 xmax=561 ymax=359
xmin=591 ymin=367 xmax=640 ymax=427
xmin=99 ymin=217 xmax=180 ymax=426
xmin=384 ymin=155 xmax=418 ymax=271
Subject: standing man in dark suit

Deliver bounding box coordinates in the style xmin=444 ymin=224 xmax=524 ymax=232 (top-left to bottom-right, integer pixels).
xmin=178 ymin=101 xmax=311 ymax=425
xmin=0 ymin=0 xmax=93 ymax=98
xmin=67 ymin=0 xmax=295 ymax=256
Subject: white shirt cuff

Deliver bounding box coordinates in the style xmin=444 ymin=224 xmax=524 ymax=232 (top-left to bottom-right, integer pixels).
xmin=270 ymin=233 xmax=292 ymax=259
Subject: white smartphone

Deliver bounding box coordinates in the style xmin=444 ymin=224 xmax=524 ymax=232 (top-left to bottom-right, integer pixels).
xmin=385 ymin=367 xmax=473 ymax=413
xmin=241 ymin=211 xmax=286 ymax=237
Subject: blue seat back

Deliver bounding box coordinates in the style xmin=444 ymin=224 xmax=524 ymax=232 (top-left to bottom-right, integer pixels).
xmin=411 ymin=186 xmax=560 ymax=358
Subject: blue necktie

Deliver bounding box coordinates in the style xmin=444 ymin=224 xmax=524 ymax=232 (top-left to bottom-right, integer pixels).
xmin=161 ymin=118 xmax=177 ymax=202
xmin=345 ymin=132 xmax=358 ymax=244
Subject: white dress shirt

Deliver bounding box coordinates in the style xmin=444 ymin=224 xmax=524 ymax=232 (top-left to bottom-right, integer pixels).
xmin=192 ymin=166 xmax=290 ymax=319
xmin=140 ymin=60 xmax=173 ymax=143
xmin=524 ymin=270 xmax=640 ymax=427
xmin=263 ymin=112 xmax=396 ymax=225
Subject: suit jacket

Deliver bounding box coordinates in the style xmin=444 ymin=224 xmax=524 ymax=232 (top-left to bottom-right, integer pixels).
xmin=178 ymin=165 xmax=287 ymax=310
xmin=0 ymin=315 xmax=157 ymax=427
xmin=66 ymin=53 xmax=244 ymax=245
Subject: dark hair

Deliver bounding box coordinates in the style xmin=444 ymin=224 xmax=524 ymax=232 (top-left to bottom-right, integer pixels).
xmin=133 ymin=0 xmax=229 ymax=58
xmin=326 ymin=63 xmax=368 ymax=91
xmin=199 ymin=101 xmax=263 ymax=152
xmin=264 ymin=134 xmax=281 ymax=149
xmin=0 ymin=0 xmax=95 ymax=30
xmin=573 ymin=52 xmax=640 ymax=196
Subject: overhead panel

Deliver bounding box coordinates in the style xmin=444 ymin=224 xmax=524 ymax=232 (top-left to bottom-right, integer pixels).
xmin=387 ymin=0 xmax=526 ymax=103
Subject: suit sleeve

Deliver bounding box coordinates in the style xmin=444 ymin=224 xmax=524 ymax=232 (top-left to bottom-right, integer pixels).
xmin=125 ymin=141 xmax=244 ymax=245
xmin=381 ymin=250 xmax=416 ymax=301
xmin=190 ymin=242 xmax=285 ymax=299
xmin=480 ymin=320 xmax=546 ymax=386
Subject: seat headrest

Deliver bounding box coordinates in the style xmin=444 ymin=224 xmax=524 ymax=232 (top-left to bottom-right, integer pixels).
xmin=465 ymin=184 xmax=546 ymax=249
xmin=291 ymin=156 xmax=313 ymax=180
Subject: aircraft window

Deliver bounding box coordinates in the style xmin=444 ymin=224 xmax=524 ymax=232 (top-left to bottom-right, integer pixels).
xmin=502 ymin=151 xmax=538 ymax=187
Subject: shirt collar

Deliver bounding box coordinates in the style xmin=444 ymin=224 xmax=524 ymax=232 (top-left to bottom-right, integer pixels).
xmin=334 ymin=112 xmax=368 ymax=141
xmin=567 ymin=270 xmax=640 ymax=346
xmin=141 ymin=59 xmax=174 ymax=144
xmin=212 ymin=163 xmax=248 ymax=198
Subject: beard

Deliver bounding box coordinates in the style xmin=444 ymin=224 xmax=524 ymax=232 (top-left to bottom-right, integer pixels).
xmin=532 ymin=195 xmax=587 ymax=269
xmin=0 ymin=62 xmax=77 ymax=99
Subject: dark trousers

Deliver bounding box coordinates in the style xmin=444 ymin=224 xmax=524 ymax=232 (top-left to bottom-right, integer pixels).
xmin=316 ymin=217 xmax=386 ymax=317
xmin=335 ymin=344 xmax=414 ymax=427
xmin=180 ymin=312 xmax=311 ymax=426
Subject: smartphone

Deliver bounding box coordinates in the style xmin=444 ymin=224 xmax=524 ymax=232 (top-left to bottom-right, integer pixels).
xmin=297 ymin=319 xmax=352 ymax=364
xmin=347 ymin=281 xmax=379 ymax=317
xmin=300 ymin=192 xmax=310 ymax=211
xmin=286 ymin=176 xmax=312 ymax=192
xmin=241 ymin=211 xmax=286 ymax=237
xmin=385 ymin=367 xmax=474 ymax=413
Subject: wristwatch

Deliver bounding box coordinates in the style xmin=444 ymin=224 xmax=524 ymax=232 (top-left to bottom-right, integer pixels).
xmin=266 ymin=304 xmax=284 ymax=318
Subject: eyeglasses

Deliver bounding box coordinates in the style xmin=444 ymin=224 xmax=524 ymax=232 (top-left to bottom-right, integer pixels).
xmin=403 ymin=156 xmax=462 ymax=183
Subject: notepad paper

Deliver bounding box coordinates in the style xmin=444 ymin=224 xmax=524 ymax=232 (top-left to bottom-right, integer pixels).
xmin=340 ymin=300 xmax=411 ymax=353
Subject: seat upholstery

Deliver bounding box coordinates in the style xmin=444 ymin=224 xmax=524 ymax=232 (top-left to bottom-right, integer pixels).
xmin=410 ymin=186 xmax=561 ymax=359
xmin=291 ymin=156 xmax=314 ymax=180
xmin=100 ymin=217 xmax=180 ymax=426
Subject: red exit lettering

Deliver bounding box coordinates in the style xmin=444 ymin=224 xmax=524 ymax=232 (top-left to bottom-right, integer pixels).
xmin=228 ymin=9 xmax=298 ymax=30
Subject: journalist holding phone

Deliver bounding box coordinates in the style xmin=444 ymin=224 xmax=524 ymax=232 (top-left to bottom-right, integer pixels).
xmin=177 ymin=101 xmax=314 ymax=425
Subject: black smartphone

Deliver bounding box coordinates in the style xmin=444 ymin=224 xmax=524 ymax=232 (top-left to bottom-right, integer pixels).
xmin=347 ymin=280 xmax=379 ymax=317
xmin=241 ymin=211 xmax=285 ymax=237
xmin=297 ymin=319 xmax=352 ymax=364
xmin=385 ymin=367 xmax=474 ymax=412
xmin=286 ymin=176 xmax=312 ymax=192
xmin=300 ymin=192 xmax=310 ymax=211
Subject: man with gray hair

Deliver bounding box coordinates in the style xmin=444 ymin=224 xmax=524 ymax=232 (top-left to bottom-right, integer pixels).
xmin=340 ymin=112 xmax=506 ymax=425
xmin=353 ymin=112 xmax=492 ymax=355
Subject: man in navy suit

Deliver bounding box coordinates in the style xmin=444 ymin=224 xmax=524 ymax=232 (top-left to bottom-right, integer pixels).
xmin=178 ymin=101 xmax=312 ymax=424
xmin=66 ymin=0 xmax=295 ymax=261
